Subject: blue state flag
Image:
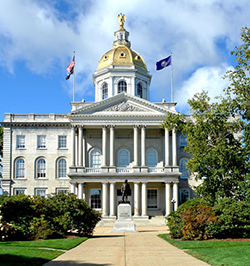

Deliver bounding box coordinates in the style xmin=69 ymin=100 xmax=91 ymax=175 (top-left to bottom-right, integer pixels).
xmin=156 ymin=55 xmax=171 ymax=71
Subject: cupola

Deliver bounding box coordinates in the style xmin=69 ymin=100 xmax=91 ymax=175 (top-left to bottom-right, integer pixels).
xmin=93 ymin=13 xmax=152 ymax=102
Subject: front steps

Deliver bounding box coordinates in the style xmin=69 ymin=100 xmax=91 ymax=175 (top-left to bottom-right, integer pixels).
xmin=97 ymin=215 xmax=166 ymax=227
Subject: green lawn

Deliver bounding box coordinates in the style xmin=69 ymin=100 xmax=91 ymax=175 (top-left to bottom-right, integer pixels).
xmin=0 ymin=237 xmax=87 ymax=266
xmin=159 ymin=234 xmax=250 ymax=266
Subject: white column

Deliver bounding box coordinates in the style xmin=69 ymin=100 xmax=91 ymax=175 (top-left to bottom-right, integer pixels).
xmin=141 ymin=182 xmax=148 ymax=217
xmin=165 ymin=128 xmax=170 ymax=166
xmin=78 ymin=126 xmax=83 ymax=167
xmin=71 ymin=183 xmax=76 ymax=194
xmin=102 ymin=182 xmax=108 ymax=217
xmin=110 ymin=126 xmax=115 ymax=166
xmin=82 ymin=130 xmax=86 ymax=167
xmin=173 ymin=182 xmax=179 ymax=211
xmin=134 ymin=182 xmax=140 ymax=217
xmin=141 ymin=125 xmax=146 ymax=166
xmin=78 ymin=183 xmax=83 ymax=199
xmin=82 ymin=184 xmax=86 ymax=200
xmin=172 ymin=129 xmax=177 ymax=166
xmin=102 ymin=125 xmax=107 ymax=166
xmin=165 ymin=183 xmax=171 ymax=216
xmin=133 ymin=125 xmax=139 ymax=166
xmin=110 ymin=182 xmax=116 ymax=217
xmin=75 ymin=184 xmax=78 ymax=196
xmin=71 ymin=126 xmax=76 ymax=166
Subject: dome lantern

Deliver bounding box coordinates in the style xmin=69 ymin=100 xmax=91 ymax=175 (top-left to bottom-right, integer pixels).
xmin=113 ymin=13 xmax=131 ymax=49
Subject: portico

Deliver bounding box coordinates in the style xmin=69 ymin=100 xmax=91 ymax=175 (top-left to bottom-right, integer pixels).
xmin=68 ymin=104 xmax=180 ymax=219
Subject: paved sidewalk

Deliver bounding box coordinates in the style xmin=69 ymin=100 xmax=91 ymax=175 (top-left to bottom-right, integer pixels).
xmin=43 ymin=226 xmax=210 ymax=266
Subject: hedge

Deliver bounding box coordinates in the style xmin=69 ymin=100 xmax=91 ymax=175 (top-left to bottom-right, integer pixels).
xmin=0 ymin=193 xmax=101 ymax=240
xmin=167 ymin=198 xmax=250 ymax=240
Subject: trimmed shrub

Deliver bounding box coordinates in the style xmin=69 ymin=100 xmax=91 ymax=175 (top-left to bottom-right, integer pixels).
xmin=211 ymin=198 xmax=250 ymax=238
xmin=1 ymin=194 xmax=34 ymax=238
xmin=0 ymin=193 xmax=101 ymax=240
xmin=32 ymin=193 xmax=101 ymax=236
xmin=30 ymin=215 xmax=61 ymax=239
xmin=181 ymin=205 xmax=218 ymax=240
xmin=167 ymin=198 xmax=208 ymax=239
xmin=167 ymin=197 xmax=250 ymax=240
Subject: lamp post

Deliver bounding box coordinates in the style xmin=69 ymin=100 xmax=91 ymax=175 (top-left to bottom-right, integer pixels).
xmin=171 ymin=198 xmax=176 ymax=211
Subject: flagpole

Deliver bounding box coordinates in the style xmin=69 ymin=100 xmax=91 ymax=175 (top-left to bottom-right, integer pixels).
xmin=171 ymin=52 xmax=173 ymax=102
xmin=73 ymin=51 xmax=75 ymax=102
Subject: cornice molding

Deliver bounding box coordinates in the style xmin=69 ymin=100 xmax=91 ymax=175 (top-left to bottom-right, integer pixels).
xmin=1 ymin=122 xmax=71 ymax=128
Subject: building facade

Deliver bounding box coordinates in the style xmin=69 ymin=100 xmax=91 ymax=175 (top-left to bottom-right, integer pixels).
xmin=2 ymin=16 xmax=198 ymax=221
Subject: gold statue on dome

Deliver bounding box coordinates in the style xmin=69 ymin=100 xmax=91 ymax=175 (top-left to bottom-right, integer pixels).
xmin=118 ymin=13 xmax=126 ymax=30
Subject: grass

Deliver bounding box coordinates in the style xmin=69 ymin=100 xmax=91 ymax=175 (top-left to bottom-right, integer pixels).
xmin=0 ymin=237 xmax=88 ymax=266
xmin=158 ymin=234 xmax=250 ymax=266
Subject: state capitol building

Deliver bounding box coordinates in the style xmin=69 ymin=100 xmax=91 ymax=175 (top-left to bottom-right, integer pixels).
xmin=2 ymin=15 xmax=200 ymax=225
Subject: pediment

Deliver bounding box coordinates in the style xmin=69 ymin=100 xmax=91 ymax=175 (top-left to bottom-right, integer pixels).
xmin=69 ymin=93 xmax=170 ymax=117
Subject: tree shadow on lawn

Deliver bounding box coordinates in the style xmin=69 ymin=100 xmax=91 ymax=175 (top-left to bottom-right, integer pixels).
xmin=0 ymin=254 xmax=111 ymax=266
xmin=0 ymin=254 xmax=49 ymax=266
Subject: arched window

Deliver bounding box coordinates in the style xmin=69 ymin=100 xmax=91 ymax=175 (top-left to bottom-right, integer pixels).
xmin=118 ymin=149 xmax=130 ymax=167
xmin=90 ymin=149 xmax=101 ymax=168
xmin=58 ymin=158 xmax=67 ymax=178
xmin=137 ymin=83 xmax=143 ymax=98
xmin=180 ymin=158 xmax=189 ymax=178
xmin=16 ymin=158 xmax=25 ymax=178
xmin=146 ymin=149 xmax=158 ymax=167
xmin=37 ymin=158 xmax=46 ymax=178
xmin=118 ymin=81 xmax=127 ymax=93
xmin=102 ymin=83 xmax=108 ymax=99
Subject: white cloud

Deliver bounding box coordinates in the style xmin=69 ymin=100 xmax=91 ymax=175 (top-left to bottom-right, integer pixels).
xmin=176 ymin=64 xmax=233 ymax=112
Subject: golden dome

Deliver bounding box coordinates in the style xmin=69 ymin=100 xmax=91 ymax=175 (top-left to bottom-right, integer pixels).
xmin=97 ymin=46 xmax=147 ymax=71
xmin=97 ymin=14 xmax=147 ymax=71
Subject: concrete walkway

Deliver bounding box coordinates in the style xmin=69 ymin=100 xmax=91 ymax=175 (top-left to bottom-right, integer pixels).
xmin=43 ymin=226 xmax=210 ymax=266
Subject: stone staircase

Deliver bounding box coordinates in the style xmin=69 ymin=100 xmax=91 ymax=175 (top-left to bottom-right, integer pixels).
xmin=97 ymin=215 xmax=166 ymax=227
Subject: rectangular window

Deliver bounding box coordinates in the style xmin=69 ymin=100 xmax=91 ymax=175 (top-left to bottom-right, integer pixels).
xmin=17 ymin=136 xmax=25 ymax=149
xmin=37 ymin=136 xmax=46 ymax=149
xmin=15 ymin=189 xmax=25 ymax=195
xmin=57 ymin=189 xmax=68 ymax=194
xmin=36 ymin=189 xmax=46 ymax=197
xmin=58 ymin=136 xmax=67 ymax=149
xmin=90 ymin=189 xmax=101 ymax=209
xmin=180 ymin=136 xmax=187 ymax=148
xmin=147 ymin=189 xmax=158 ymax=209
xmin=180 ymin=189 xmax=189 ymax=204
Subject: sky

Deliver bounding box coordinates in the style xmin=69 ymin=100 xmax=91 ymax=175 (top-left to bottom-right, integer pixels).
xmin=1 ymin=0 xmax=250 ymax=122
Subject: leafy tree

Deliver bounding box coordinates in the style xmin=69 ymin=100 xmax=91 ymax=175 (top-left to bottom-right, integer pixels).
xmin=162 ymin=27 xmax=250 ymax=204
xmin=224 ymin=26 xmax=250 ymax=166
xmin=163 ymin=92 xmax=248 ymax=203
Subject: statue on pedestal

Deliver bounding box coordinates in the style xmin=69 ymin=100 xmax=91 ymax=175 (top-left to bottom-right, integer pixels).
xmin=121 ymin=179 xmax=130 ymax=203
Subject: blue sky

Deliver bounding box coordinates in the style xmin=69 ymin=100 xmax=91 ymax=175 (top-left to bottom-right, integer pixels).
xmin=1 ymin=0 xmax=250 ymax=122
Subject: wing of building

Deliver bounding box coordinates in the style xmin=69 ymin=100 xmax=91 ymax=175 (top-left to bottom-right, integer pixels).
xmin=1 ymin=15 xmax=199 ymax=224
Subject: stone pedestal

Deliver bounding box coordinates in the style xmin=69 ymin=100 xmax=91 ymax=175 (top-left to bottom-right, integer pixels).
xmin=111 ymin=203 xmax=138 ymax=232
